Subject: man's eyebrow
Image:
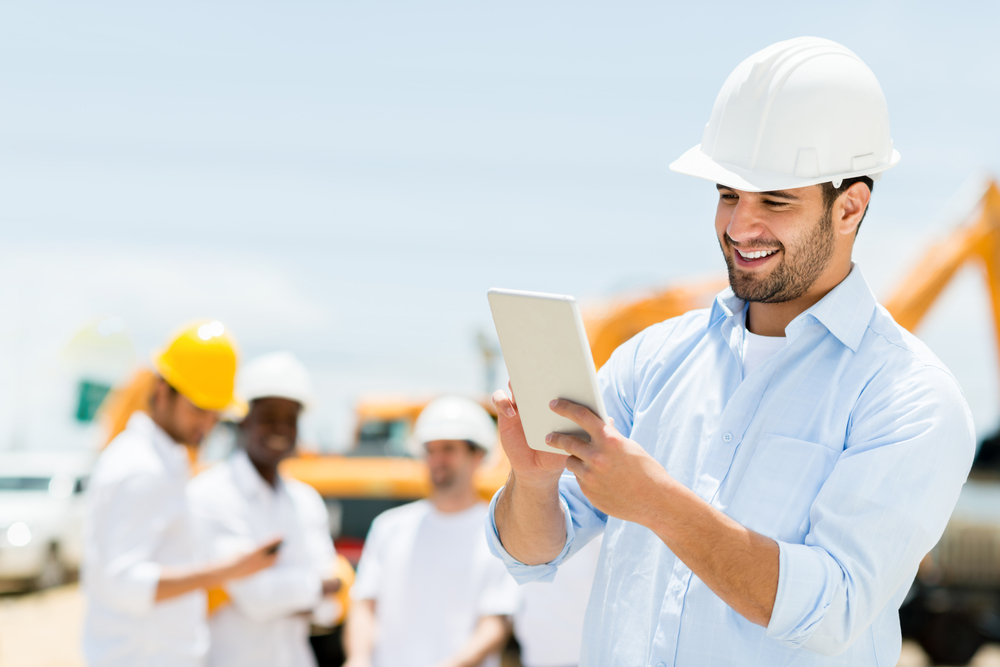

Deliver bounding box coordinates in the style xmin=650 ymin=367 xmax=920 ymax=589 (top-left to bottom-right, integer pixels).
xmin=759 ymin=190 xmax=800 ymax=200
xmin=714 ymin=184 xmax=800 ymax=200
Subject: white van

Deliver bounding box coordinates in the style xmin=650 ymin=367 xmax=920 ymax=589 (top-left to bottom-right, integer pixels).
xmin=0 ymin=450 xmax=95 ymax=590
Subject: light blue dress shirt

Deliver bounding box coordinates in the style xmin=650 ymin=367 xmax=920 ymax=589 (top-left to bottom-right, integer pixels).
xmin=487 ymin=266 xmax=975 ymax=667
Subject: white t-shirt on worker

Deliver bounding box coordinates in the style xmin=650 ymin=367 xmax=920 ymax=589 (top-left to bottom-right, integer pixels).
xmin=742 ymin=329 xmax=787 ymax=377
xmin=352 ymin=500 xmax=519 ymax=667
xmin=514 ymin=535 xmax=603 ymax=667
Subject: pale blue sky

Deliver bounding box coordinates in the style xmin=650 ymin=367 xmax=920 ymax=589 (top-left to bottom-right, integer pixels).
xmin=1 ymin=1 xmax=999 ymax=448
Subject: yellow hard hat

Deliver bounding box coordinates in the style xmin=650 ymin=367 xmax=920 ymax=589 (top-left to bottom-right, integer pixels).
xmin=152 ymin=320 xmax=238 ymax=411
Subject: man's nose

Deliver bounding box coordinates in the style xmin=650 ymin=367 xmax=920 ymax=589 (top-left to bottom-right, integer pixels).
xmin=726 ymin=200 xmax=766 ymax=244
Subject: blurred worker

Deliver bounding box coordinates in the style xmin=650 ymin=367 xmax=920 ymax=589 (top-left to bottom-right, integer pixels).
xmin=489 ymin=37 xmax=977 ymax=666
xmin=188 ymin=351 xmax=341 ymax=667
xmin=345 ymin=396 xmax=518 ymax=667
xmin=82 ymin=321 xmax=280 ymax=667
xmin=513 ymin=534 xmax=601 ymax=667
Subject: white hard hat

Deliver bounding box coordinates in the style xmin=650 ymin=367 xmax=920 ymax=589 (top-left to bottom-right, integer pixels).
xmin=238 ymin=351 xmax=314 ymax=409
xmin=670 ymin=37 xmax=900 ymax=192
xmin=409 ymin=395 xmax=498 ymax=457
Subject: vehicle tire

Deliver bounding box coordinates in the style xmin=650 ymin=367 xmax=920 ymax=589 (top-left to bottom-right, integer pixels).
xmin=917 ymin=612 xmax=985 ymax=666
xmin=33 ymin=545 xmax=67 ymax=590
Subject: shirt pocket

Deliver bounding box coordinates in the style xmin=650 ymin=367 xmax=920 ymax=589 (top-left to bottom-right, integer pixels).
xmin=727 ymin=434 xmax=839 ymax=544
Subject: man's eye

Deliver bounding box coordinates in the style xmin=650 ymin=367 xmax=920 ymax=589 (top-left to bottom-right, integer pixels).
xmin=720 ymin=193 xmax=738 ymax=202
xmin=763 ymin=200 xmax=789 ymax=208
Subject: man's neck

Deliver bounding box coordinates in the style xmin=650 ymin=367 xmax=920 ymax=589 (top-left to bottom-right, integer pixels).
xmin=149 ymin=411 xmax=183 ymax=446
xmin=430 ymin=487 xmax=479 ymax=514
xmin=248 ymin=456 xmax=279 ymax=488
xmin=746 ymin=262 xmax=853 ymax=337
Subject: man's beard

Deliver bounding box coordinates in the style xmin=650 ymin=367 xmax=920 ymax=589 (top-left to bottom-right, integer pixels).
xmin=429 ymin=466 xmax=457 ymax=491
xmin=721 ymin=207 xmax=835 ymax=303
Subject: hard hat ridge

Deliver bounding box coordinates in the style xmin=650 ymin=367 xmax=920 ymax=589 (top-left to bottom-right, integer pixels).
xmin=672 ymin=36 xmax=899 ymax=193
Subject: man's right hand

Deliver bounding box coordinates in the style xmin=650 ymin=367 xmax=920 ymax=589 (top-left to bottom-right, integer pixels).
xmin=492 ymin=384 xmax=567 ymax=488
xmin=221 ymin=537 xmax=282 ymax=581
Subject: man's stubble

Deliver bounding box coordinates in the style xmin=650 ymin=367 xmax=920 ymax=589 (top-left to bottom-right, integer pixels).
xmin=721 ymin=206 xmax=836 ymax=304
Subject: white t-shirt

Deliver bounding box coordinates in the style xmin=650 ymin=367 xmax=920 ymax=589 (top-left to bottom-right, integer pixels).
xmin=352 ymin=500 xmax=519 ymax=667
xmin=514 ymin=535 xmax=603 ymax=667
xmin=742 ymin=329 xmax=787 ymax=377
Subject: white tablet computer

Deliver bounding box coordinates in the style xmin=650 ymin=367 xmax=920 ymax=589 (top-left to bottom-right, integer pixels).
xmin=488 ymin=288 xmax=608 ymax=455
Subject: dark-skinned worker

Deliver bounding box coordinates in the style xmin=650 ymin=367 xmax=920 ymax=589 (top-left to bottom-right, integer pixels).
xmin=344 ymin=396 xmax=519 ymax=667
xmin=487 ymin=37 xmax=976 ymax=666
xmin=82 ymin=321 xmax=280 ymax=667
xmin=188 ymin=351 xmax=341 ymax=667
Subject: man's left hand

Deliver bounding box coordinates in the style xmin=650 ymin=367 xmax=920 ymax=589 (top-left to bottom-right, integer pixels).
xmin=546 ymin=399 xmax=672 ymax=526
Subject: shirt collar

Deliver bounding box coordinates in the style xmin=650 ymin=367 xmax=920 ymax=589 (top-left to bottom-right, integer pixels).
xmin=127 ymin=411 xmax=191 ymax=477
xmin=709 ymin=287 xmax=745 ymax=328
xmin=709 ymin=264 xmax=876 ymax=353
xmin=790 ymin=264 xmax=875 ymax=352
xmin=230 ymin=448 xmax=281 ymax=501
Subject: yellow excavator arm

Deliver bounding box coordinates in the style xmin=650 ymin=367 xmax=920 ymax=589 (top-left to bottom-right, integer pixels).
xmin=883 ymin=181 xmax=1000 ymax=337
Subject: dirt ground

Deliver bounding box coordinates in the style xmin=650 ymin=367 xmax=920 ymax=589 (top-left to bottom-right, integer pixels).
xmin=0 ymin=584 xmax=85 ymax=667
xmin=1 ymin=585 xmax=999 ymax=667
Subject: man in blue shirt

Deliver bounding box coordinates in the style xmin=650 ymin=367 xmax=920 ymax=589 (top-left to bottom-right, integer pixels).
xmin=486 ymin=37 xmax=976 ymax=666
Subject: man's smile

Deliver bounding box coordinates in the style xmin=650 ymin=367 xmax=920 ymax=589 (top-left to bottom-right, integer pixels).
xmin=732 ymin=245 xmax=781 ymax=268
xmin=265 ymin=435 xmax=294 ymax=452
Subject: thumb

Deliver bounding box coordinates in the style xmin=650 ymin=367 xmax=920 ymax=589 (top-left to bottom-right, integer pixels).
xmin=492 ymin=390 xmax=517 ymax=421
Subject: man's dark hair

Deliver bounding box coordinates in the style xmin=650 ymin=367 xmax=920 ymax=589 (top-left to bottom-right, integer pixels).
xmin=821 ymin=175 xmax=874 ymax=235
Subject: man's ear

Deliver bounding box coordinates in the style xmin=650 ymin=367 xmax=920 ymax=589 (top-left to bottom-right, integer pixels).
xmin=149 ymin=377 xmax=169 ymax=410
xmin=837 ymin=182 xmax=871 ymax=236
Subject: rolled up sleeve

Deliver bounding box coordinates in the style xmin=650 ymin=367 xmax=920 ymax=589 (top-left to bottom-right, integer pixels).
xmin=766 ymin=366 xmax=976 ymax=655
xmin=226 ymin=566 xmax=323 ymax=622
xmin=486 ymin=471 xmax=607 ymax=584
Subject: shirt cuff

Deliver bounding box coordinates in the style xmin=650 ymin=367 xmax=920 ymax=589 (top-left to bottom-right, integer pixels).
xmin=484 ymin=486 xmax=575 ymax=584
xmin=766 ymin=541 xmax=839 ymax=648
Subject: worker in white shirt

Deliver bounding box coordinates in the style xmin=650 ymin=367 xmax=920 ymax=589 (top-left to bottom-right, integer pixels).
xmin=82 ymin=321 xmax=280 ymax=667
xmin=513 ymin=534 xmax=602 ymax=667
xmin=345 ymin=396 xmax=519 ymax=667
xmin=188 ymin=351 xmax=342 ymax=667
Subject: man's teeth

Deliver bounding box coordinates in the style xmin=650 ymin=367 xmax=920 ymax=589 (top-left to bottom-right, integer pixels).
xmin=737 ymin=248 xmax=777 ymax=260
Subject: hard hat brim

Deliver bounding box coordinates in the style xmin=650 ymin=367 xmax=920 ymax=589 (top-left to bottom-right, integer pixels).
xmin=151 ymin=353 xmax=237 ymax=413
xmin=669 ymin=144 xmax=901 ymax=193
